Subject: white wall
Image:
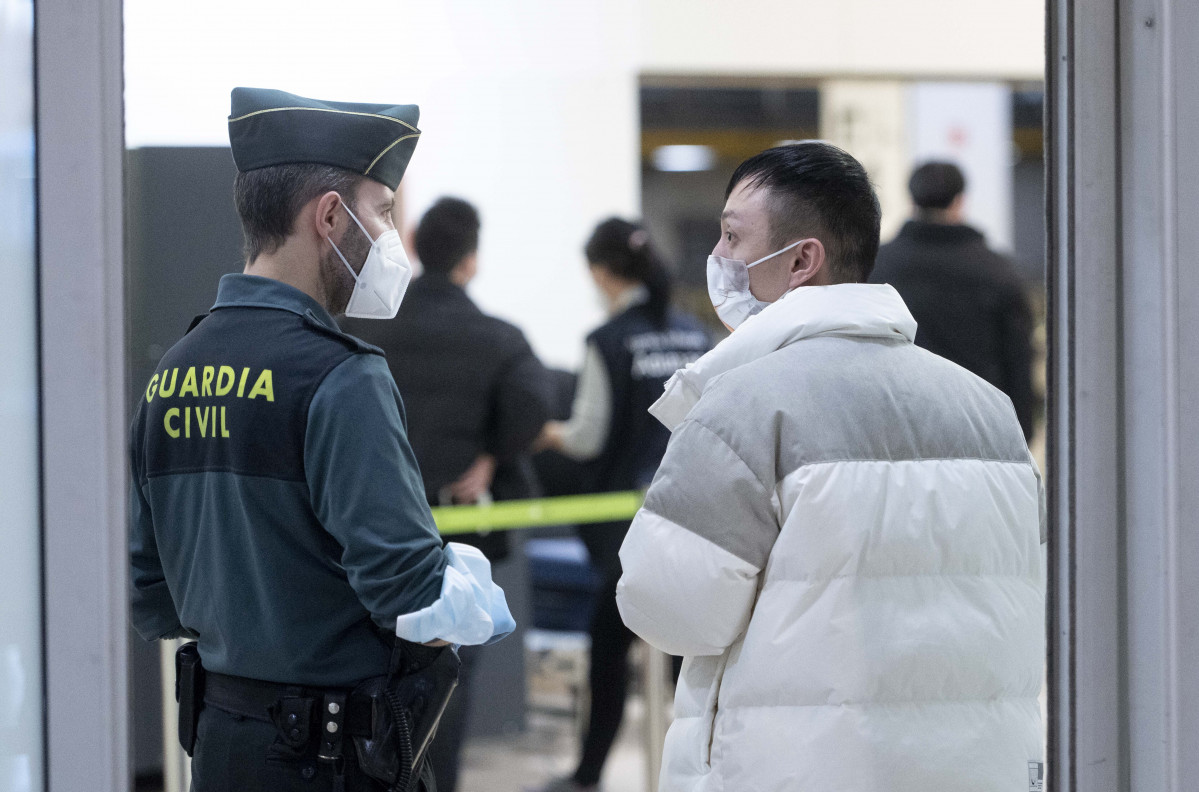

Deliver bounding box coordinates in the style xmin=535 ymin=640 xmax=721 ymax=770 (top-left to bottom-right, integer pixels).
xmin=641 ymin=0 xmax=1044 ymax=80
xmin=394 ymin=1 xmax=640 ymax=368
xmin=124 ymin=0 xmax=639 ymax=367
xmin=124 ymin=0 xmax=1044 ymax=366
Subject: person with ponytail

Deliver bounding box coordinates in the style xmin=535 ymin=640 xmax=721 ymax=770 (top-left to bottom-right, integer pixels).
xmin=535 ymin=218 xmax=712 ymax=792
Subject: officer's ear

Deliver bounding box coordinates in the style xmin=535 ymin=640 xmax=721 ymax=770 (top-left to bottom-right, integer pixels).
xmin=312 ymin=190 xmax=347 ymax=242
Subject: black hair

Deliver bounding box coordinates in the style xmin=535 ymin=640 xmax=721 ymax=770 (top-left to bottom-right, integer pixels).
xmin=726 ymin=141 xmax=882 ymax=284
xmin=585 ymin=217 xmax=672 ymax=327
xmin=908 ymin=161 xmax=966 ymax=211
xmin=414 ymin=197 xmax=480 ymax=275
xmin=233 ymin=164 xmax=365 ymax=262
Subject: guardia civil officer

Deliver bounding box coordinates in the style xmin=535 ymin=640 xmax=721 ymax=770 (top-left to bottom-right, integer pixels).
xmin=128 ymin=88 xmax=513 ymax=792
xmin=534 ymin=218 xmax=712 ymax=792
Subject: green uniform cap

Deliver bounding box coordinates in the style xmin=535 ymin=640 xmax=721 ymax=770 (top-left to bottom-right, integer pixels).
xmin=228 ymin=87 xmax=422 ymax=191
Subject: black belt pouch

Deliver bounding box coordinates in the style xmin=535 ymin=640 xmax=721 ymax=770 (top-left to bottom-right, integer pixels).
xmin=175 ymin=641 xmax=205 ymax=757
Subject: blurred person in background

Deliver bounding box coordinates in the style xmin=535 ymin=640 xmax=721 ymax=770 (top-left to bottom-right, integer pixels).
xmin=616 ymin=143 xmax=1044 ymax=792
xmin=870 ymin=161 xmax=1036 ymax=440
xmin=535 ymin=218 xmax=712 ymax=792
xmin=342 ymin=196 xmax=552 ymax=792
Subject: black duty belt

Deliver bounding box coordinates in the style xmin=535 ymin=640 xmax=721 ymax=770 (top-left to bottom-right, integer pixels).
xmin=204 ymin=671 xmax=374 ymax=737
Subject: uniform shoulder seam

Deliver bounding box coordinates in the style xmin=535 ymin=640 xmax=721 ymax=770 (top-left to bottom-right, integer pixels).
xmin=302 ymin=311 xmax=385 ymax=356
xmin=299 ymin=353 xmax=383 ymax=488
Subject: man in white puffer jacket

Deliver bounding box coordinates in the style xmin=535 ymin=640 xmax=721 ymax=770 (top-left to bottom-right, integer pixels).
xmin=616 ymin=142 xmax=1045 ymax=792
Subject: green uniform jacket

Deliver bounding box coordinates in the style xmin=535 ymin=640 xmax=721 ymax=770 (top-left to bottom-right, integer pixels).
xmin=129 ymin=274 xmax=447 ymax=686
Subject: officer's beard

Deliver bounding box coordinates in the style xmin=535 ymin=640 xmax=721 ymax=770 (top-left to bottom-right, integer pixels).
xmin=321 ymin=222 xmax=372 ymax=316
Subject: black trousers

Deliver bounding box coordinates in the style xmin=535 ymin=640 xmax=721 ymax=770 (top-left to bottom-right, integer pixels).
xmin=571 ymin=574 xmax=682 ymax=788
xmin=191 ymin=704 xmax=386 ymax=792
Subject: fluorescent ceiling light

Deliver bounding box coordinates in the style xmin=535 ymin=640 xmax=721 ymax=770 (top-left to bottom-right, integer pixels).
xmin=652 ymin=145 xmax=717 ymax=172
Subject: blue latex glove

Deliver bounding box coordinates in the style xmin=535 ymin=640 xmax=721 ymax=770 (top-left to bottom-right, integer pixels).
xmin=395 ymin=542 xmax=516 ymax=645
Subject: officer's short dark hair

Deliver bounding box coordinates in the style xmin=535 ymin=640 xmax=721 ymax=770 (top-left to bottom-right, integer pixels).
xmin=726 ymin=142 xmax=882 ymax=284
xmin=908 ymin=161 xmax=966 ymax=210
xmin=414 ymin=197 xmax=480 ymax=275
xmin=233 ymin=164 xmax=365 ymax=263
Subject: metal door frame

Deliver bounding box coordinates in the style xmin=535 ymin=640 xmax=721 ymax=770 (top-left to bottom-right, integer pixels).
xmin=1047 ymin=0 xmax=1198 ymax=788
xmin=35 ymin=0 xmax=129 ymax=788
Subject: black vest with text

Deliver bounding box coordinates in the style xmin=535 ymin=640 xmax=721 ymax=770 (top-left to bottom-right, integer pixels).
xmin=582 ymin=304 xmax=710 ymax=573
xmin=588 ymin=305 xmax=711 ymax=493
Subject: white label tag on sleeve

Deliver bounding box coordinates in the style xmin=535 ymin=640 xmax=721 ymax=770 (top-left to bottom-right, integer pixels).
xmin=1028 ymin=761 xmax=1045 ymax=792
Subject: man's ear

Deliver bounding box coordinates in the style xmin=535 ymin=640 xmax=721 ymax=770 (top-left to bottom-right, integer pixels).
xmin=948 ymin=193 xmax=967 ymax=223
xmin=451 ymin=251 xmax=479 ymax=285
xmin=312 ymin=190 xmax=345 ymax=242
xmin=787 ymin=238 xmax=828 ymax=289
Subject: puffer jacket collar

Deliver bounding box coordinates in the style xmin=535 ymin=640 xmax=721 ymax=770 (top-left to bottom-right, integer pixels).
xmin=650 ymin=283 xmax=917 ymax=431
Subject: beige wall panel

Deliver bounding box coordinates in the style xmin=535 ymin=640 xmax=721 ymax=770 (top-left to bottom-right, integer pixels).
xmin=820 ymin=80 xmax=910 ymax=239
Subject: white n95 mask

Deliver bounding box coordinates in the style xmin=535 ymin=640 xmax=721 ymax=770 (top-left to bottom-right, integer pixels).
xmin=706 ymin=238 xmax=809 ymax=329
xmin=328 ymin=202 xmax=413 ymax=319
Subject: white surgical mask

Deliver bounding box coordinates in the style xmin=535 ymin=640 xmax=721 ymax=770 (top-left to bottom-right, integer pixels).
xmin=328 ymin=201 xmax=413 ymax=319
xmin=706 ymin=238 xmax=808 ymax=329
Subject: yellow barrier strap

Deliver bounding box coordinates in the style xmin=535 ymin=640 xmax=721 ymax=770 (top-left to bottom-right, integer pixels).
xmin=430 ymin=491 xmax=645 ymax=535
